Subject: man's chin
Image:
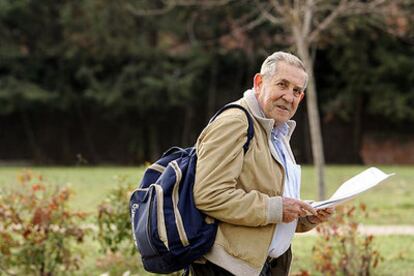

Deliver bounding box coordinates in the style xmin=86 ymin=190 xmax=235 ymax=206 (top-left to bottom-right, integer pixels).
xmin=271 ymin=113 xmax=290 ymax=124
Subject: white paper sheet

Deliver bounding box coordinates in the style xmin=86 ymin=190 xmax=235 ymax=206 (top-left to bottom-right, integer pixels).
xmin=311 ymin=167 xmax=395 ymax=209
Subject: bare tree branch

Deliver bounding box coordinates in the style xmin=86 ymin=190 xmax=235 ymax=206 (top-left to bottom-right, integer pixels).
xmin=255 ymin=0 xmax=284 ymax=24
xmin=293 ymin=0 xmax=300 ymax=12
xmin=302 ymin=0 xmax=314 ymax=37
xmin=125 ymin=2 xmax=175 ymax=17
xmin=186 ymin=11 xmax=199 ymax=45
xmin=174 ymin=0 xmax=236 ymax=7
xmin=240 ymin=13 xmax=268 ymax=31
xmin=307 ymin=0 xmax=348 ymax=44
xmin=269 ymin=0 xmax=288 ymax=16
xmin=126 ymin=0 xmax=237 ymax=17
xmin=183 ymin=7 xmax=267 ymax=49
xmin=342 ymin=0 xmax=388 ymax=16
xmin=232 ymin=7 xmax=263 ymax=28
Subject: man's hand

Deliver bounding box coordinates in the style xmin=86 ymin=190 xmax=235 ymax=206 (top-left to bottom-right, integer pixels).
xmin=307 ymin=207 xmax=335 ymax=224
xmin=282 ymin=197 xmax=317 ymax=223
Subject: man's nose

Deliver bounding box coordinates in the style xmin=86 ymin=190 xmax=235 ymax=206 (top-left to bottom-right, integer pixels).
xmin=282 ymin=90 xmax=295 ymax=103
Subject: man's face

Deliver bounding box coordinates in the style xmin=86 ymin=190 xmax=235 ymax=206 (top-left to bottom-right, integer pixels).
xmin=254 ymin=62 xmax=306 ymax=125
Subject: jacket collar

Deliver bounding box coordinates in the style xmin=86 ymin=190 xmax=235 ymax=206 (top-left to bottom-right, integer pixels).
xmin=242 ymin=89 xmax=296 ymax=141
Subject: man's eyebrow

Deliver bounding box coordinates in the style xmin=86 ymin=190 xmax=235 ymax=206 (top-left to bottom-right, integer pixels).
xmin=276 ymin=78 xmax=304 ymax=90
xmin=275 ymin=78 xmax=289 ymax=83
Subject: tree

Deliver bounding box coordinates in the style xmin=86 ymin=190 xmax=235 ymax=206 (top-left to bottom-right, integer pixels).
xmin=1 ymin=0 xmax=412 ymax=165
xmin=252 ymin=0 xmax=411 ymax=199
xmin=321 ymin=14 xmax=414 ymax=158
xmin=125 ymin=0 xmax=411 ymax=199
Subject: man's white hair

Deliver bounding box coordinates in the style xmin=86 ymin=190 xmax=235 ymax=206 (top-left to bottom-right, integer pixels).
xmin=260 ymin=51 xmax=308 ymax=89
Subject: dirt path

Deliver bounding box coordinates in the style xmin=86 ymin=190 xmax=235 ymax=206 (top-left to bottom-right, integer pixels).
xmin=299 ymin=225 xmax=414 ymax=236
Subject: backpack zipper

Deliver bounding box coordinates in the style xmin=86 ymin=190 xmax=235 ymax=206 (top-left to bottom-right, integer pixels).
xmin=146 ymin=186 xmax=158 ymax=255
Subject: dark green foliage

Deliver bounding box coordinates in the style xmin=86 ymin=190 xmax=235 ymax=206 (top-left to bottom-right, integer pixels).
xmin=0 ymin=1 xmax=413 ymax=164
xmin=319 ymin=18 xmax=414 ymax=124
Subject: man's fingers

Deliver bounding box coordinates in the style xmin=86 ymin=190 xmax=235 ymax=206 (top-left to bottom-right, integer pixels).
xmin=298 ymin=201 xmax=317 ymax=216
xmin=304 ymin=206 xmax=335 ymax=224
xmin=317 ymin=209 xmax=327 ymax=215
xmin=317 ymin=207 xmax=335 ymax=216
xmin=282 ymin=197 xmax=320 ymax=221
xmin=322 ymin=207 xmax=334 ymax=212
xmin=298 ymin=208 xmax=308 ymax=217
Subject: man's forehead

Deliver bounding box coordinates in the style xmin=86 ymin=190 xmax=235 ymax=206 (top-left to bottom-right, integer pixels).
xmin=270 ymin=63 xmax=307 ymax=87
xmin=271 ymin=75 xmax=306 ymax=89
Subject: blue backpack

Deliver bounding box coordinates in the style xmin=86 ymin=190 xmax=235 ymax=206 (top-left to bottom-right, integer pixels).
xmin=129 ymin=104 xmax=254 ymax=274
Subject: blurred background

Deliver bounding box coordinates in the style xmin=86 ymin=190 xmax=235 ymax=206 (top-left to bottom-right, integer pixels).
xmin=1 ymin=0 xmax=413 ymax=166
xmin=1 ymin=1 xmax=414 ymax=275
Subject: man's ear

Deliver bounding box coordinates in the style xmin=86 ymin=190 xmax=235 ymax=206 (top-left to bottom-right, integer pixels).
xmin=298 ymin=91 xmax=305 ymax=103
xmin=253 ymin=73 xmax=263 ymax=92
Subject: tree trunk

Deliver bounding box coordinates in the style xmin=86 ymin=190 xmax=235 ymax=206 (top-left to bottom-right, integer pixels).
xmin=182 ymin=106 xmax=194 ymax=146
xmin=148 ymin=120 xmax=160 ymax=161
xmin=76 ymin=103 xmax=100 ymax=163
xmin=292 ymin=27 xmax=326 ymax=200
xmin=20 ymin=110 xmax=46 ymax=163
xmin=353 ymin=94 xmax=364 ymax=163
xmin=61 ymin=118 xmax=72 ymax=164
xmin=207 ymin=59 xmax=217 ymax=118
xmin=302 ymin=107 xmax=313 ymax=163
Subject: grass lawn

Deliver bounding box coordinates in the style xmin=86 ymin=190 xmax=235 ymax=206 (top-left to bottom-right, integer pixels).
xmin=291 ymin=234 xmax=414 ymax=275
xmin=0 ymin=165 xmax=413 ymax=274
xmin=300 ymin=165 xmax=414 ymax=225
xmin=0 ymin=165 xmax=412 ymax=224
xmin=0 ymin=166 xmax=143 ymax=214
xmin=77 ymin=234 xmax=414 ymax=275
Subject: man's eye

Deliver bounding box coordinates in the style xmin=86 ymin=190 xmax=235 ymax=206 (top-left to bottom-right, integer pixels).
xmin=277 ymin=82 xmax=286 ymax=88
xmin=293 ymin=89 xmax=302 ymax=97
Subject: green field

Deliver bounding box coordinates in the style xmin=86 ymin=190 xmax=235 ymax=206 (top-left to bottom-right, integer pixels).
xmin=292 ymin=235 xmax=414 ymax=275
xmin=0 ymin=165 xmax=412 ymax=224
xmin=301 ymin=165 xmax=414 ymax=225
xmin=0 ymin=166 xmax=143 ymax=214
xmin=1 ymin=165 xmax=413 ymax=274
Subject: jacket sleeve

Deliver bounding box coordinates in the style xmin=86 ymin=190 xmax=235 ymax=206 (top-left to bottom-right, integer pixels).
xmin=193 ymin=111 xmax=283 ymax=227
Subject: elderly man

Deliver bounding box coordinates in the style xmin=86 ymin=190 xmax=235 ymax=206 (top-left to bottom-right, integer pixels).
xmin=191 ymin=51 xmax=333 ymax=276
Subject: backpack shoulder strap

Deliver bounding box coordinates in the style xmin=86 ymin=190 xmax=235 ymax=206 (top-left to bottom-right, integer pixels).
xmin=209 ymin=104 xmax=254 ymax=154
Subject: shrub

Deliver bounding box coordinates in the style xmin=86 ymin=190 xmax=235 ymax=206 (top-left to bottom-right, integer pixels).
xmin=311 ymin=203 xmax=382 ymax=276
xmin=96 ymin=175 xmax=136 ymax=255
xmin=0 ymin=170 xmax=89 ymax=276
xmin=95 ymin=175 xmax=145 ymax=275
xmin=95 ymin=174 xmax=184 ymax=276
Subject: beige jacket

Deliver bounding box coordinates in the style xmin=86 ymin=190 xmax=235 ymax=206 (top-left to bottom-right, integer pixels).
xmin=194 ymin=91 xmax=316 ymax=275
